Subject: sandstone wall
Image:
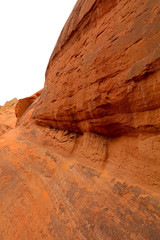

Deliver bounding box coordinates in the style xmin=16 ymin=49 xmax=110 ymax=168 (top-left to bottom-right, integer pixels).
xmin=32 ymin=0 xmax=160 ymax=137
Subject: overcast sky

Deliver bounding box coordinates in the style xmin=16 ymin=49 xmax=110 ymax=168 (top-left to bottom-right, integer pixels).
xmin=0 ymin=0 xmax=77 ymax=106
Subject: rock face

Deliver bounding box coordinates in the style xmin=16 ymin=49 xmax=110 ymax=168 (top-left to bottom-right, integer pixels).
xmin=15 ymin=89 xmax=42 ymax=123
xmin=0 ymin=0 xmax=160 ymax=239
xmin=0 ymin=98 xmax=17 ymax=136
xmin=32 ymin=0 xmax=160 ymax=137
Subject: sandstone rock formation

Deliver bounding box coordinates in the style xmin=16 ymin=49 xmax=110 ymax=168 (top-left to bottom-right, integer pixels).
xmin=15 ymin=89 xmax=42 ymax=123
xmin=33 ymin=0 xmax=160 ymax=137
xmin=0 ymin=98 xmax=17 ymax=136
xmin=0 ymin=0 xmax=160 ymax=239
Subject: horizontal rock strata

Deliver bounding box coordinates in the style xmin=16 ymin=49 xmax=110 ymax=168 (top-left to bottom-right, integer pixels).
xmin=32 ymin=0 xmax=160 ymax=137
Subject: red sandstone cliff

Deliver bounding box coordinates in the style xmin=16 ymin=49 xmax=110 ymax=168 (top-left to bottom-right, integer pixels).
xmin=33 ymin=0 xmax=160 ymax=137
xmin=0 ymin=0 xmax=160 ymax=239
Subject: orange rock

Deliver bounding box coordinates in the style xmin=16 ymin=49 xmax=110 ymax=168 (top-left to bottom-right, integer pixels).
xmin=0 ymin=125 xmax=159 ymax=239
xmin=0 ymin=98 xmax=17 ymax=136
xmin=0 ymin=0 xmax=160 ymax=239
xmin=15 ymin=89 xmax=42 ymax=123
xmin=32 ymin=0 xmax=160 ymax=137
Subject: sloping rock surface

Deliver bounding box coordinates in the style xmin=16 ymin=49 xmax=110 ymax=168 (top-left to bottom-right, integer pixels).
xmin=0 ymin=98 xmax=17 ymax=136
xmin=0 ymin=125 xmax=160 ymax=240
xmin=0 ymin=0 xmax=160 ymax=239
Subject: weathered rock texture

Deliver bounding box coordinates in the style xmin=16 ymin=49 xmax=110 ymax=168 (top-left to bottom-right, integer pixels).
xmin=33 ymin=0 xmax=160 ymax=137
xmin=0 ymin=0 xmax=160 ymax=239
xmin=0 ymin=98 xmax=17 ymax=136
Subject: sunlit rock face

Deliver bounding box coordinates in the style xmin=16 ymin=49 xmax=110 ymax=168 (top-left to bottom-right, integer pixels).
xmin=0 ymin=0 xmax=160 ymax=239
xmin=0 ymin=98 xmax=17 ymax=136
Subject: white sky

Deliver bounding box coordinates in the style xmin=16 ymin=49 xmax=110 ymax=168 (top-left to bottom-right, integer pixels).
xmin=0 ymin=0 xmax=77 ymax=106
